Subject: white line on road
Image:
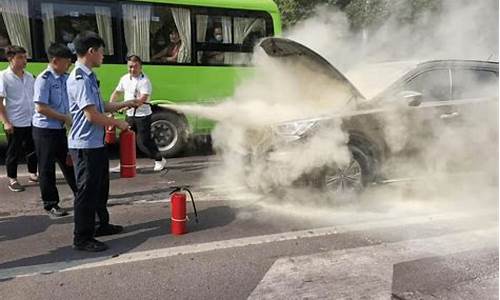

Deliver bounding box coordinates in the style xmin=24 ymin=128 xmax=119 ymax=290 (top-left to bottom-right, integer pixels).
xmin=0 ymin=212 xmax=493 ymax=280
xmin=248 ymin=228 xmax=498 ymax=299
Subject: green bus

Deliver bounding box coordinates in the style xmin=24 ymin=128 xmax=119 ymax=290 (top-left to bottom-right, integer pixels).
xmin=0 ymin=0 xmax=281 ymax=156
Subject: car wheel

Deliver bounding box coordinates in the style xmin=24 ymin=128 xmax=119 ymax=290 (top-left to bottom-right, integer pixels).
xmin=320 ymin=145 xmax=376 ymax=195
xmin=150 ymin=111 xmax=188 ymax=157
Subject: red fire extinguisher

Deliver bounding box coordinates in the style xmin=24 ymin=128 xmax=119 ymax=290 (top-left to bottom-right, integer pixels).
xmin=169 ymin=187 xmax=199 ymax=235
xmin=105 ymin=114 xmax=117 ymax=144
xmin=65 ymin=153 xmax=73 ymax=167
xmin=120 ymin=128 xmax=136 ymax=178
xmin=105 ymin=126 xmax=116 ymax=144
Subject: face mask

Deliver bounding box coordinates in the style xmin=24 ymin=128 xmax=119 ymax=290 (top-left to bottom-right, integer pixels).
xmin=215 ymin=34 xmax=223 ymax=42
xmin=62 ymin=33 xmax=73 ymax=42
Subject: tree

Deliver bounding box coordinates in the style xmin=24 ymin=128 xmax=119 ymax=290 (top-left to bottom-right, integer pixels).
xmin=274 ymin=0 xmax=443 ymax=31
xmin=274 ymin=0 xmax=351 ymax=28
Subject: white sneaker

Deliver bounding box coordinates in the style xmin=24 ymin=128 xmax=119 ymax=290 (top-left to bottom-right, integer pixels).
xmin=153 ymin=158 xmax=167 ymax=172
xmin=110 ymin=164 xmax=121 ymax=173
xmin=28 ymin=173 xmax=39 ymax=183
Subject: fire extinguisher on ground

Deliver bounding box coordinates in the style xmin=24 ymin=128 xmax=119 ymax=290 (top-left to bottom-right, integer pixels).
xmin=169 ymin=186 xmax=199 ymax=235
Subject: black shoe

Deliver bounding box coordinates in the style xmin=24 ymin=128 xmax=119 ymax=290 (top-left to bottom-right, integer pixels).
xmin=8 ymin=180 xmax=25 ymax=192
xmin=73 ymin=239 xmax=108 ymax=252
xmin=46 ymin=206 xmax=69 ymax=218
xmin=95 ymin=224 xmax=124 ymax=237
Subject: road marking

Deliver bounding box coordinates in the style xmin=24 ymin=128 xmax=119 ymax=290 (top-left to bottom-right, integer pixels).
xmin=248 ymin=228 xmax=498 ymax=300
xmin=0 ymin=212 xmax=493 ymax=280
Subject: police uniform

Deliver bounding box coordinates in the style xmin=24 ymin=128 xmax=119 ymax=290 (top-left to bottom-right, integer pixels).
xmin=115 ymin=73 xmax=162 ymax=161
xmin=67 ymin=62 xmax=110 ymax=246
xmin=32 ymin=66 xmax=77 ymax=211
xmin=0 ymin=66 xmax=37 ymax=179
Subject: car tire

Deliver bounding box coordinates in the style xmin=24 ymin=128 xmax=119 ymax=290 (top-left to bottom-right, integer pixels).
xmin=150 ymin=111 xmax=188 ymax=158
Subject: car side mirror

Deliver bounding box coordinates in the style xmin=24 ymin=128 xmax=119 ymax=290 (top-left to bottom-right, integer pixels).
xmin=399 ymin=91 xmax=423 ymax=107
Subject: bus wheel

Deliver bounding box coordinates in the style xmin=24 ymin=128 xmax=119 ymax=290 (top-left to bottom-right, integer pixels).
xmin=150 ymin=111 xmax=188 ymax=157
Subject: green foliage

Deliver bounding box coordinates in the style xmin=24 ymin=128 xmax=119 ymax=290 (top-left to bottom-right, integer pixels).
xmin=274 ymin=0 xmax=349 ymax=28
xmin=274 ymin=0 xmax=443 ymax=30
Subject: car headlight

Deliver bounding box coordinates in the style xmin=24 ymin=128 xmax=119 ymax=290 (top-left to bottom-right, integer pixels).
xmin=272 ymin=120 xmax=318 ymax=137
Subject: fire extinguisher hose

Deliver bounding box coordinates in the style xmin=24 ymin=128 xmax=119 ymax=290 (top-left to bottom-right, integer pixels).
xmin=169 ymin=186 xmax=199 ymax=223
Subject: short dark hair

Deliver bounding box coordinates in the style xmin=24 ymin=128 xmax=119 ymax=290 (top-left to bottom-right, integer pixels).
xmin=127 ymin=55 xmax=142 ymax=64
xmin=73 ymin=31 xmax=105 ymax=56
xmin=47 ymin=43 xmax=73 ymax=60
xmin=5 ymin=45 xmax=26 ymax=60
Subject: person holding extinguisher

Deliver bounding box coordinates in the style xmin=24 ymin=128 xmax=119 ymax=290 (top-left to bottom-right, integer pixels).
xmin=67 ymin=32 xmax=140 ymax=252
xmin=32 ymin=43 xmax=77 ymax=218
xmin=109 ymin=54 xmax=167 ymax=173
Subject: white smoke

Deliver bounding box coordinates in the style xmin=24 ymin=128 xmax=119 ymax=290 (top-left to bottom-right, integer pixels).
xmin=169 ymin=0 xmax=498 ymax=215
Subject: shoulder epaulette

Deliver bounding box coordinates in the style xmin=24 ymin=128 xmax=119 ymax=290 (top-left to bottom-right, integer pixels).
xmin=75 ymin=68 xmax=85 ymax=80
xmin=41 ymin=70 xmax=51 ymax=79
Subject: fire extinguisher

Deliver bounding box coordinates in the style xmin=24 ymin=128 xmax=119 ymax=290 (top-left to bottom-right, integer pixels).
xmin=105 ymin=126 xmax=116 ymax=144
xmin=120 ymin=128 xmax=136 ymax=178
xmin=119 ymin=108 xmax=138 ymax=178
xmin=65 ymin=153 xmax=73 ymax=167
xmin=105 ymin=114 xmax=117 ymax=144
xmin=169 ymin=186 xmax=199 ymax=235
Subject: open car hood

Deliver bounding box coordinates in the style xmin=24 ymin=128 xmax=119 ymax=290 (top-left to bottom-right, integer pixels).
xmin=258 ymin=37 xmax=366 ymax=100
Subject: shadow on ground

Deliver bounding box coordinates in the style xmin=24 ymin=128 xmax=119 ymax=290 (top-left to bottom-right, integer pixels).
xmin=0 ymin=204 xmax=236 ymax=274
xmin=0 ymin=215 xmax=73 ymax=242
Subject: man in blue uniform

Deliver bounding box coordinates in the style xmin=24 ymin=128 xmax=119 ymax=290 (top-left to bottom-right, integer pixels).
xmin=32 ymin=43 xmax=77 ymax=218
xmin=67 ymin=32 xmax=140 ymax=252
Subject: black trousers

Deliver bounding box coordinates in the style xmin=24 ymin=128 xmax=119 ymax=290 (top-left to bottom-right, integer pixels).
xmin=32 ymin=127 xmax=77 ymax=210
xmin=70 ymin=147 xmax=110 ymax=245
xmin=126 ymin=115 xmax=162 ymax=161
xmin=5 ymin=126 xmax=37 ymax=179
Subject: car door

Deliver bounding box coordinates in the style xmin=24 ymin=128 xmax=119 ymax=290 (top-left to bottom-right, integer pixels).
xmin=389 ymin=67 xmax=453 ymax=158
xmin=396 ymin=65 xmax=498 ymax=171
xmin=446 ymin=67 xmax=499 ymax=171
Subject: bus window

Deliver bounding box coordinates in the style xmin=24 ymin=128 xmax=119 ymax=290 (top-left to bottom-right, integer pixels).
xmin=196 ymin=15 xmax=233 ymax=44
xmin=0 ymin=0 xmax=31 ymax=58
xmin=234 ymin=17 xmax=266 ymax=47
xmin=195 ymin=13 xmax=271 ymax=66
xmin=196 ymin=15 xmax=233 ymax=65
xmin=197 ymin=51 xmax=252 ymax=66
xmin=122 ymin=4 xmax=191 ymax=64
xmin=40 ymin=2 xmax=115 ymax=56
xmin=0 ymin=20 xmax=10 ymax=60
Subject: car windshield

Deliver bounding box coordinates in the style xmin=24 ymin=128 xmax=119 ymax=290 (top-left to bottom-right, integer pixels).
xmin=344 ymin=61 xmax=420 ymax=100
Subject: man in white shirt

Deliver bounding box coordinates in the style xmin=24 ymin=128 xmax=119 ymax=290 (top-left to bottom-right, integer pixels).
xmin=0 ymin=45 xmax=38 ymax=192
xmin=110 ymin=55 xmax=167 ymax=172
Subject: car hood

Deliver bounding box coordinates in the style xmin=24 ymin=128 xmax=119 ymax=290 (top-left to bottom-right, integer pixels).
xmin=258 ymin=37 xmax=366 ymax=101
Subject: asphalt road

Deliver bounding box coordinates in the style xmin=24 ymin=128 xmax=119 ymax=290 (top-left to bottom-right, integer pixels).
xmin=0 ymin=154 xmax=498 ymax=299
